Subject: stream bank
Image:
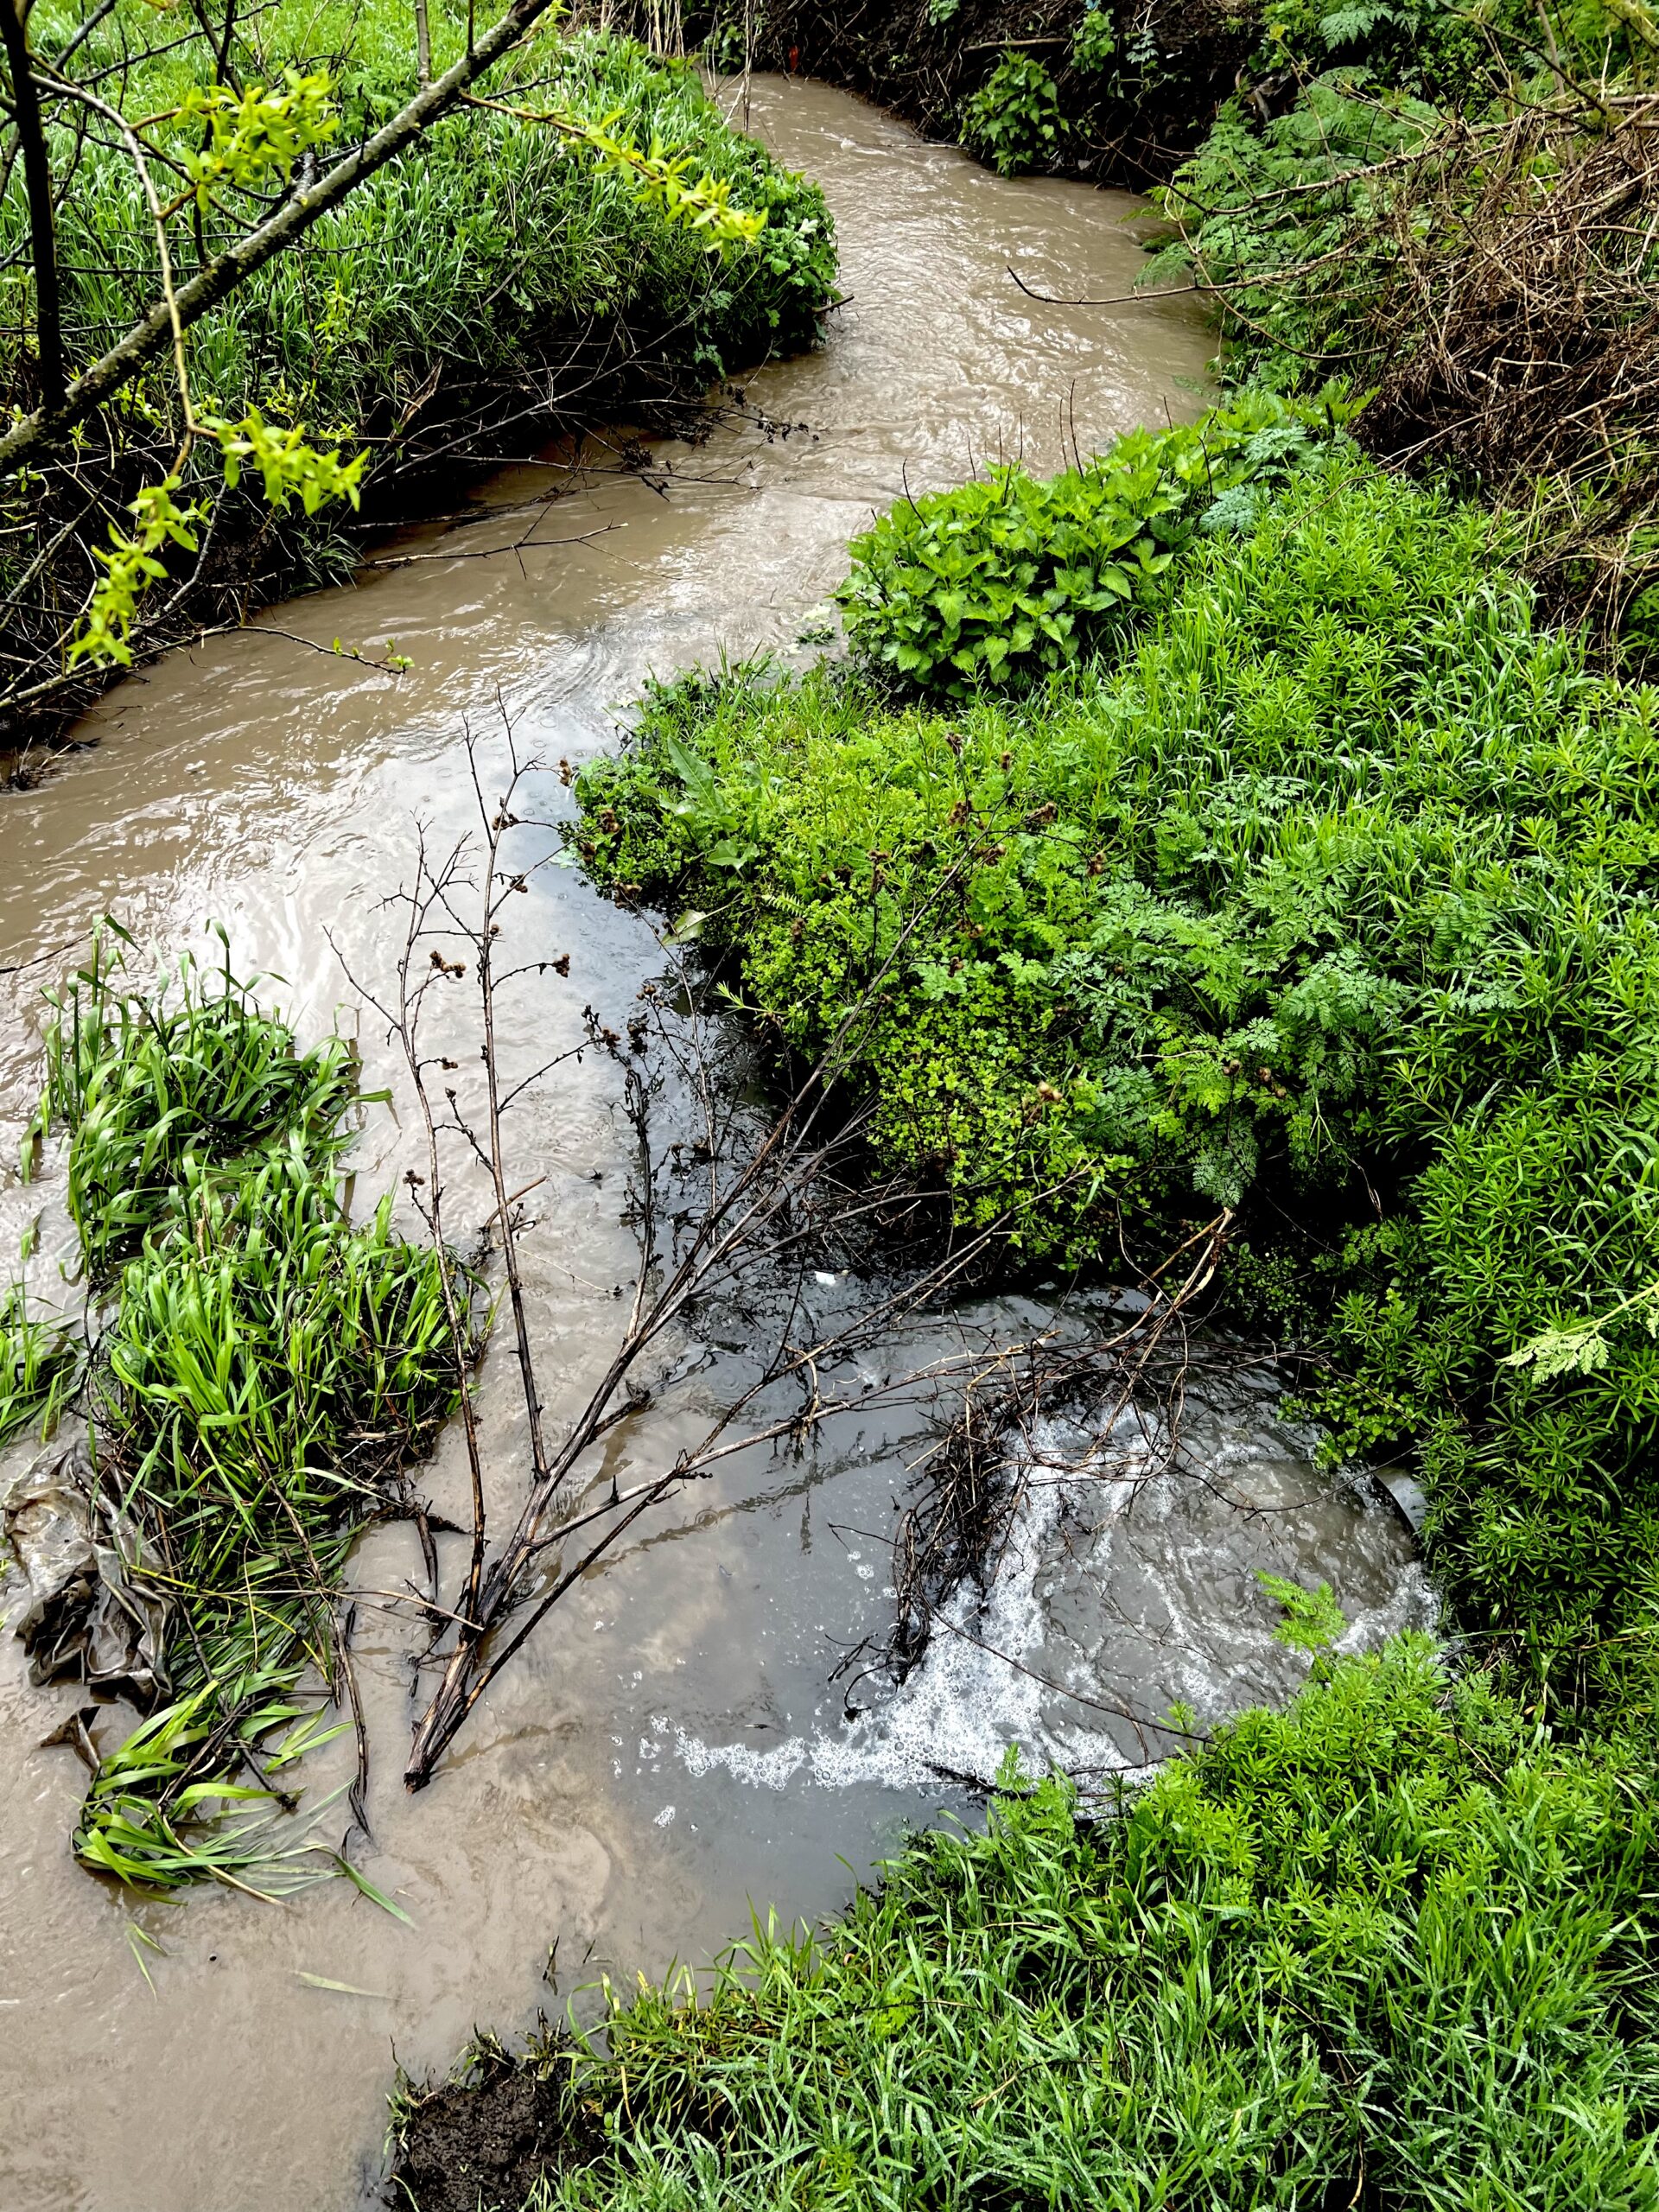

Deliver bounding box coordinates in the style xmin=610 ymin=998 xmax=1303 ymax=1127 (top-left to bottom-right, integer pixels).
xmin=740 ymin=0 xmax=1257 ymax=188
xmin=0 ymin=24 xmax=834 ymax=776
xmin=0 ymin=81 xmax=1428 ymax=2212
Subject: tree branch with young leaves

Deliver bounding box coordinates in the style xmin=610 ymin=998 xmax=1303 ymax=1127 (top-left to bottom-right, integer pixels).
xmin=0 ymin=0 xmax=772 ymax=719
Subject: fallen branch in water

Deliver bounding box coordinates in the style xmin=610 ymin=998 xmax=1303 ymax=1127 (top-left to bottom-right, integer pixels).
xmin=335 ymin=709 xmax=1060 ymax=1789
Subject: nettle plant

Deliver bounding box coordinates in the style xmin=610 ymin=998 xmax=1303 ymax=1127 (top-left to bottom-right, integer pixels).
xmin=837 ymin=387 xmax=1357 ymax=696
xmin=961 ymin=53 xmax=1066 ymax=176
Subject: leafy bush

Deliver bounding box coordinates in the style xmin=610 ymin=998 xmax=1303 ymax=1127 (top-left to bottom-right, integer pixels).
xmin=3 ymin=12 xmax=838 ymax=736
xmin=960 ymin=52 xmax=1067 ymax=176
xmin=1071 ymin=0 xmax=1119 ymax=71
xmin=576 ymin=454 xmax=1659 ymax=1685
xmin=515 ymin=1638 xmax=1659 ymax=2210
xmin=836 ymin=388 xmax=1354 ymax=695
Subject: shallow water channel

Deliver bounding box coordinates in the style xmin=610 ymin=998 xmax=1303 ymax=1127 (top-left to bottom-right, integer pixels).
xmin=0 ymin=79 xmax=1430 ymax=2211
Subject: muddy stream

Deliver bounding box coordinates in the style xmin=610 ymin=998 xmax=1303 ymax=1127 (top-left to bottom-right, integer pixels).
xmin=0 ymin=79 xmax=1431 ymax=2211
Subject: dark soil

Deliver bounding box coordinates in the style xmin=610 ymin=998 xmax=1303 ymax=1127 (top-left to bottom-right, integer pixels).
xmin=386 ymin=2040 xmax=607 ymax=2212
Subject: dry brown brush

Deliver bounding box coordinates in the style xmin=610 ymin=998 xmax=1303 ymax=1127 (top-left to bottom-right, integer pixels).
xmin=1356 ymin=91 xmax=1659 ymax=643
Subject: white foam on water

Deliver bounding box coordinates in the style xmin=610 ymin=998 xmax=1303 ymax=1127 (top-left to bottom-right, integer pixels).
xmin=669 ymin=1410 xmax=1440 ymax=1802
xmin=672 ymin=1423 xmax=1135 ymax=1796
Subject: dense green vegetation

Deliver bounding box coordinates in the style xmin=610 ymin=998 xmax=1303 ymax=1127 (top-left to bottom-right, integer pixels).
xmin=16 ymin=4 xmax=835 ymax=431
xmin=437 ymin=12 xmax=1659 ymax=2210
xmin=574 ymin=438 xmax=1659 ymax=1694
xmin=835 ymin=387 xmax=1350 ymax=695
xmin=403 ymin=1637 xmax=1659 ymax=2208
xmin=2 ymin=6 xmax=836 ymax=739
xmin=1 ymin=931 xmax=474 ymax=1891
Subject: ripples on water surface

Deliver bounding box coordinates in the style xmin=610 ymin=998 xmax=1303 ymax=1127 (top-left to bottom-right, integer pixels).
xmin=0 ymin=79 xmax=1425 ymax=2211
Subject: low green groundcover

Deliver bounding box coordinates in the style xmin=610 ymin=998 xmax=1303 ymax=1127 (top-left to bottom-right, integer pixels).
xmin=509 ymin=1638 xmax=1659 ymax=2209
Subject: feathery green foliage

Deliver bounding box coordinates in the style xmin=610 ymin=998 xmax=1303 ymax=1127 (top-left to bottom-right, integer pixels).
xmin=575 ymin=441 xmax=1659 ymax=1691
xmin=1144 ymin=79 xmax=1439 ymax=391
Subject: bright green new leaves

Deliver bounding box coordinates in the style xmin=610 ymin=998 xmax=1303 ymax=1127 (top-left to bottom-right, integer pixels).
xmin=71 ymin=415 xmax=365 ymax=668
xmin=70 ymin=479 xmax=208 ymax=669
xmin=213 ymin=407 xmax=366 ymax=514
xmin=960 ymin=51 xmax=1067 ymax=175
xmin=172 ymin=69 xmax=340 ymax=211
xmin=561 ymin=114 xmax=768 ymax=249
xmin=836 ymin=388 xmax=1357 ymax=696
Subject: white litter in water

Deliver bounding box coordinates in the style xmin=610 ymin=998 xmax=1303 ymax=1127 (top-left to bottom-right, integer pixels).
xmin=654 ymin=1804 xmax=677 ymax=1827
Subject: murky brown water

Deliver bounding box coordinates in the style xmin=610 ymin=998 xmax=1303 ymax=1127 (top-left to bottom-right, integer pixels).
xmin=0 ymin=79 xmax=1427 ymax=2212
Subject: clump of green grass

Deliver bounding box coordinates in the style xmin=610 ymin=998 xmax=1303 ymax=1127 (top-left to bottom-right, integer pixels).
xmin=474 ymin=1637 xmax=1659 ymax=2210
xmin=0 ymin=1279 xmax=79 ymax=1446
xmin=572 ymin=440 xmax=1659 ymax=1697
xmin=7 ymin=928 xmax=478 ymax=1892
xmin=35 ymin=923 xmax=359 ymax=1281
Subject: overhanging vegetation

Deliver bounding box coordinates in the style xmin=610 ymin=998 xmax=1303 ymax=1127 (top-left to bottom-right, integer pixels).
xmin=1 ymin=8 xmax=837 ymax=765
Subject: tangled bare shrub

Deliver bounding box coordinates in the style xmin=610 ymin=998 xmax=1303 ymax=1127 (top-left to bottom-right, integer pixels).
xmin=1356 ymin=92 xmax=1659 ymax=647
